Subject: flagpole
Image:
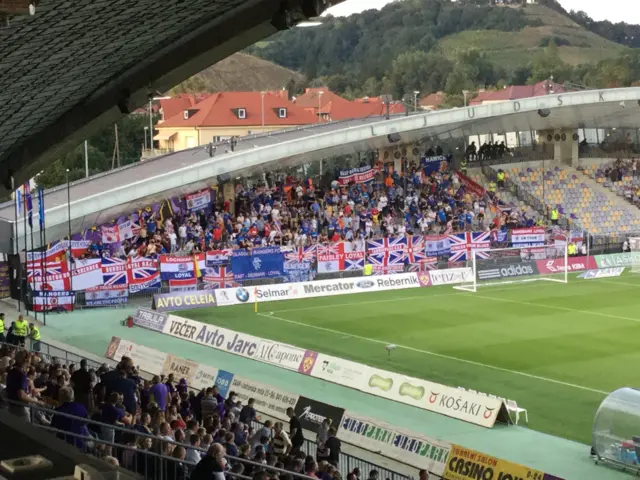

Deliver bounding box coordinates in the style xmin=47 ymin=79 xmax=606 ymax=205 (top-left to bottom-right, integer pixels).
xmin=22 ymin=186 xmax=28 ymax=311
xmin=66 ymin=169 xmax=73 ymax=292
xmin=11 ymin=176 xmax=21 ymax=313
xmin=40 ymin=186 xmax=47 ymax=327
xmin=28 ymin=186 xmax=37 ymax=322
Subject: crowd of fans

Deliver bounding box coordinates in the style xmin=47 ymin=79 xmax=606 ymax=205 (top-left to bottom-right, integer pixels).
xmin=0 ymin=347 xmax=426 ymax=480
xmin=74 ymin=155 xmax=536 ymax=260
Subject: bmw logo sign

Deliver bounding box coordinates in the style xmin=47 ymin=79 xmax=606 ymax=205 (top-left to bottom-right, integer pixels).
xmin=356 ymin=280 xmax=374 ymax=289
xmin=236 ymin=288 xmax=250 ymax=303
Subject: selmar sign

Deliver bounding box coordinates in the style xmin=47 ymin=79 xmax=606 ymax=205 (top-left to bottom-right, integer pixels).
xmin=153 ymin=291 xmax=216 ymax=312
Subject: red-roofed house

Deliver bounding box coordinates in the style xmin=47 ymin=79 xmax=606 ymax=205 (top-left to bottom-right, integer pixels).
xmin=294 ymin=87 xmax=405 ymax=121
xmin=469 ymin=81 xmax=567 ymax=106
xmin=419 ymin=92 xmax=446 ymax=111
xmin=154 ymin=91 xmax=316 ymax=151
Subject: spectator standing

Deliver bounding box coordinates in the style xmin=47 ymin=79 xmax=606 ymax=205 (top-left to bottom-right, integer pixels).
xmin=100 ymin=392 xmax=126 ymax=445
xmin=286 ymin=407 xmax=304 ymax=454
xmin=201 ymin=387 xmax=218 ymax=419
xmin=316 ymin=418 xmax=331 ymax=445
xmin=28 ymin=323 xmax=41 ymax=352
xmin=70 ymin=359 xmax=92 ymax=410
xmin=325 ymin=427 xmax=341 ymax=467
xmin=239 ymin=397 xmax=257 ymax=424
xmin=271 ymin=421 xmax=292 ymax=456
xmin=6 ymin=350 xmax=42 ymax=420
xmin=0 ymin=312 xmax=5 ymax=342
xmin=13 ymin=315 xmax=28 ymax=347
xmin=149 ymin=375 xmax=169 ymax=412
xmin=185 ymin=433 xmax=203 ymax=464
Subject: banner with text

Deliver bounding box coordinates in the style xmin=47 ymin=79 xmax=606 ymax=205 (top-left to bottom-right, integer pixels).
xmin=511 ymin=227 xmax=545 ymax=247
xmin=85 ymin=285 xmax=129 ymax=306
xmin=340 ymin=411 xmax=451 ymax=475
xmin=231 ymin=246 xmax=285 ymax=281
xmin=536 ymin=256 xmax=596 ymax=274
xmin=595 ymin=252 xmax=640 ymax=268
xmin=231 ymin=376 xmax=299 ymax=422
xmin=442 ymin=444 xmax=562 ymax=480
xmin=153 ymin=291 xmax=217 ymax=312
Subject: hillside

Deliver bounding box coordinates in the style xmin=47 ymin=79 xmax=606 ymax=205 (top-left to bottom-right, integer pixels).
xmin=436 ymin=4 xmax=626 ymax=69
xmin=242 ymin=0 xmax=639 ymax=101
xmin=170 ymin=53 xmax=304 ymax=94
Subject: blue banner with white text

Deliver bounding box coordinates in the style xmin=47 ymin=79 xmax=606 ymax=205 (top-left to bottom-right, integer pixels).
xmin=231 ymin=246 xmax=285 ymax=281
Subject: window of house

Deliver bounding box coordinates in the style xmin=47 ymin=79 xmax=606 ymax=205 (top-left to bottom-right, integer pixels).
xmin=278 ymin=108 xmax=287 ymax=118
xmin=238 ymin=108 xmax=246 ymax=119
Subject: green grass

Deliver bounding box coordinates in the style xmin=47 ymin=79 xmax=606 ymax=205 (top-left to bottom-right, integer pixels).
xmin=176 ymin=274 xmax=640 ymax=445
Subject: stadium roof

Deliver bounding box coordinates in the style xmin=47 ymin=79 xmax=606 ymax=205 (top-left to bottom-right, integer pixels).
xmin=2 ymin=87 xmax=640 ymax=253
xmin=0 ymin=0 xmax=332 ymax=195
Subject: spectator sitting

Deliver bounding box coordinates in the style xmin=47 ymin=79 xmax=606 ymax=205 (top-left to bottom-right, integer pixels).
xmin=190 ymin=443 xmax=227 ymax=480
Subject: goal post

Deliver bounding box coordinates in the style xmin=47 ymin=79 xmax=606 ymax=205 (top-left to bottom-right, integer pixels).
xmin=453 ymin=243 xmax=568 ymax=293
xmin=630 ymin=238 xmax=640 ymax=274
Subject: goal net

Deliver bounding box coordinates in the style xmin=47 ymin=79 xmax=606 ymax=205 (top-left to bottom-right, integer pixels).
xmin=630 ymin=238 xmax=640 ymax=274
xmin=453 ymin=244 xmax=568 ymax=293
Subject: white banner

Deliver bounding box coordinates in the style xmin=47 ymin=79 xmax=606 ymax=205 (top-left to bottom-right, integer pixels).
xmin=109 ymin=338 xmax=167 ymax=375
xmin=185 ymin=189 xmax=211 ymax=211
xmin=582 ymin=267 xmax=625 ymax=279
xmin=339 ymin=411 xmax=451 ymax=474
xmin=85 ymin=285 xmax=129 ymax=306
xmin=428 ymin=268 xmax=472 ymax=286
xmin=511 ymin=227 xmax=545 ymax=246
xmin=162 ymin=315 xmax=306 ymax=371
xmin=101 ymin=225 xmax=120 ymax=244
xmin=231 ymin=375 xmax=299 ymax=422
xmin=72 ymin=258 xmax=104 ymax=290
xmin=309 ymin=353 xmax=372 ymax=391
xmin=214 ymin=273 xmax=423 ymax=307
xmin=191 ymin=364 xmax=220 ymax=391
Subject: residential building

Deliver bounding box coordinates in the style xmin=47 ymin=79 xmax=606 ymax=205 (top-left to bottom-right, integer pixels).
xmin=419 ymin=92 xmax=446 ymax=111
xmin=154 ymin=91 xmax=316 ymax=152
xmin=469 ymin=80 xmax=566 ymax=106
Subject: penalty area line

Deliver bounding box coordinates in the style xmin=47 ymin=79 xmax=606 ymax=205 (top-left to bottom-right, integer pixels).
xmin=256 ymin=311 xmax=608 ymax=395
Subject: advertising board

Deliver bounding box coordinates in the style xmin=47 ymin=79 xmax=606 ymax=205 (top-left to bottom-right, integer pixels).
xmin=477 ymin=262 xmax=539 ymax=281
xmin=161 ymin=355 xmax=199 ymax=384
xmin=294 ymin=396 xmax=346 ymax=432
xmin=428 ymin=268 xmax=473 ymax=286
xmin=595 ymin=252 xmax=640 ymax=268
xmin=214 ymin=273 xmax=423 ymax=307
xmin=580 ymin=267 xmax=625 ymax=279
xmin=191 ymin=364 xmax=220 ymax=392
xmin=153 ymin=291 xmax=216 ymax=312
xmin=161 ymin=315 xmax=307 ymax=371
xmin=132 ymin=308 xmax=169 ymax=332
xmin=231 ymin=375 xmax=299 ymax=421
xmin=307 ymin=353 xmax=372 ymax=390
xmin=106 ymin=337 xmax=167 ymax=375
xmin=535 ymin=256 xmax=596 ymax=274
xmin=340 ymin=411 xmax=451 ymax=475
xmin=442 ymin=444 xmax=562 ymax=480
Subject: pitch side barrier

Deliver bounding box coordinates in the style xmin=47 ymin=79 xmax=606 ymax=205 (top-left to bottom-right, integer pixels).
xmin=151 ymin=269 xmax=473 ymax=312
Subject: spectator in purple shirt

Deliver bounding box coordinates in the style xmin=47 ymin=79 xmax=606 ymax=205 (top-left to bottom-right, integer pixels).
xmin=6 ymin=350 xmax=42 ymax=421
xmin=150 ymin=375 xmax=169 ymax=411
xmin=52 ymin=387 xmax=91 ymax=448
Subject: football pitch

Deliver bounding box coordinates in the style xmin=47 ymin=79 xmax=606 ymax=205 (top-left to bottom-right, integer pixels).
xmin=178 ymin=273 xmax=640 ymax=444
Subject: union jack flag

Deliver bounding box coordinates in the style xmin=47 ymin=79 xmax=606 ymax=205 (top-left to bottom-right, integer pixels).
xmin=448 ymin=231 xmax=491 ymax=262
xmin=101 ymin=257 xmax=128 ymax=286
xmin=26 ymin=258 xmax=70 ymax=291
xmin=127 ymin=256 xmax=160 ymax=287
xmin=367 ymin=237 xmax=406 ymax=268
xmin=203 ymin=266 xmax=238 ymax=288
xmin=408 ymin=258 xmax=438 ymax=272
xmin=404 ymin=235 xmax=429 ymax=264
xmin=284 ymin=245 xmax=317 ymax=264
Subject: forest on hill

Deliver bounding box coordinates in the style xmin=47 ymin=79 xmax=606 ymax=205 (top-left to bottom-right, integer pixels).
xmin=246 ymin=0 xmax=640 ymax=102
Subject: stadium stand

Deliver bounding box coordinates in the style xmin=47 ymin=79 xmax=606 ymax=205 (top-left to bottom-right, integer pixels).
xmin=578 ymin=158 xmax=640 ymax=209
xmin=0 ymin=338 xmax=412 ymax=480
xmin=489 ymin=162 xmax=640 ymax=234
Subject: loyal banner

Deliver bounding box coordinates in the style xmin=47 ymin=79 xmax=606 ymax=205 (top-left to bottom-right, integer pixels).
xmin=511 ymin=227 xmax=545 ymax=247
xmin=231 ymin=375 xmax=299 ymax=422
xmin=231 ymin=246 xmax=284 ymax=281
xmin=443 ymin=444 xmax=562 ymax=480
xmin=294 ymin=396 xmax=345 ymax=432
xmin=339 ymin=411 xmax=451 ymax=475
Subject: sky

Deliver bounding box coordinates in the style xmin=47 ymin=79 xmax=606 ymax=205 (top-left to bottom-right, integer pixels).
xmin=325 ymin=0 xmax=640 ymax=24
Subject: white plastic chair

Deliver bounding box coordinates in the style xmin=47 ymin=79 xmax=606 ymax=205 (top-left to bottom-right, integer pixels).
xmin=506 ymin=399 xmax=528 ymax=424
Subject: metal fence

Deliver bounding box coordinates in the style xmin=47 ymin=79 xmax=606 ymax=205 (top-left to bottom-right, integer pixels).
xmin=0 ymin=339 xmax=418 ymax=480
